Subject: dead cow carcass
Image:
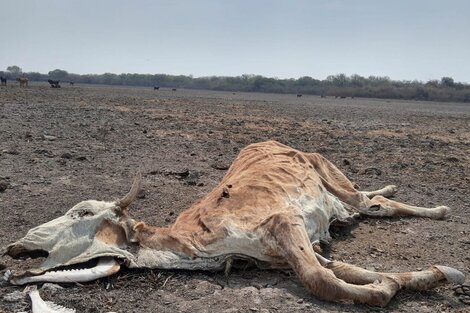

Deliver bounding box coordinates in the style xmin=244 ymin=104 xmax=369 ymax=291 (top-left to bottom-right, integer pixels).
xmin=4 ymin=141 xmax=465 ymax=307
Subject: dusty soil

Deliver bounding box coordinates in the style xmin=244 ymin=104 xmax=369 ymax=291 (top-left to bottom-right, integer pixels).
xmin=0 ymin=83 xmax=469 ymax=313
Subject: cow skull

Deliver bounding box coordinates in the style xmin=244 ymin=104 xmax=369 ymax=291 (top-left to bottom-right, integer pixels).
xmin=4 ymin=174 xmax=143 ymax=284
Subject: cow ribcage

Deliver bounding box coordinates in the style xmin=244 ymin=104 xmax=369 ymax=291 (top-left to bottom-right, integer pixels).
xmin=296 ymin=190 xmax=355 ymax=245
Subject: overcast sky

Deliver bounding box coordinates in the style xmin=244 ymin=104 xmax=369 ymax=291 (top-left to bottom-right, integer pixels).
xmin=2 ymin=0 xmax=469 ymax=82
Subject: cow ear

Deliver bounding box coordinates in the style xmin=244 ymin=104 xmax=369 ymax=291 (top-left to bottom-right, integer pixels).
xmin=125 ymin=221 xmax=146 ymax=243
xmin=133 ymin=221 xmax=146 ymax=232
xmin=116 ymin=172 xmax=142 ymax=210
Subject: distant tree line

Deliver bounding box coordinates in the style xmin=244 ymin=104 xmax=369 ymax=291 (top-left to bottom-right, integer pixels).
xmin=1 ymin=66 xmax=469 ymax=102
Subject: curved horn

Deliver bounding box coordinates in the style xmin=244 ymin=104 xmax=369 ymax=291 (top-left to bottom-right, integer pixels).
xmin=117 ymin=172 xmax=141 ymax=209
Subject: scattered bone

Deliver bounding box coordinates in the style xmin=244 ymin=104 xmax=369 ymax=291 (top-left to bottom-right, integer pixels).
xmin=25 ymin=285 xmax=76 ymax=313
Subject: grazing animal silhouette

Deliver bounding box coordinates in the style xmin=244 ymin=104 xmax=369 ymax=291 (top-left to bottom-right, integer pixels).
xmin=154 ymin=86 xmax=160 ymax=90
xmin=48 ymin=80 xmax=61 ymax=88
xmin=0 ymin=77 xmax=6 ymax=86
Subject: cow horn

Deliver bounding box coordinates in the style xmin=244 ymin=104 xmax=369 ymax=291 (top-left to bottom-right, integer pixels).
xmin=117 ymin=172 xmax=141 ymax=209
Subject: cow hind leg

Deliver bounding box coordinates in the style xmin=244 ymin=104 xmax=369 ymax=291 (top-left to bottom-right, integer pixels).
xmin=362 ymin=185 xmax=398 ymax=198
xmin=322 ymin=259 xmax=464 ymax=290
xmin=363 ymin=195 xmax=450 ymax=219
xmin=262 ymin=213 xmax=400 ymax=306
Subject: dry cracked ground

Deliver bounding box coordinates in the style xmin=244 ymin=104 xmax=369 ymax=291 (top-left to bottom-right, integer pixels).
xmin=0 ymin=83 xmax=469 ymax=312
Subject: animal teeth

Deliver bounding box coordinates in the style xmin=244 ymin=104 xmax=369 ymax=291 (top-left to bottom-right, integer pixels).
xmin=11 ymin=258 xmax=120 ymax=285
xmin=25 ymin=285 xmax=76 ymax=313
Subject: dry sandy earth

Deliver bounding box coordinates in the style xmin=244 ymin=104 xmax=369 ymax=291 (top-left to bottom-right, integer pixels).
xmin=0 ymin=83 xmax=469 ymax=312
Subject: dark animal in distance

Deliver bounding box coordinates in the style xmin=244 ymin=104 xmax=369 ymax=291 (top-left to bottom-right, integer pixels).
xmin=297 ymin=94 xmax=302 ymax=98
xmin=172 ymin=88 xmax=177 ymax=91
xmin=0 ymin=77 xmax=6 ymax=86
xmin=69 ymin=82 xmax=74 ymax=86
xmin=154 ymin=86 xmax=160 ymax=90
xmin=48 ymin=80 xmax=61 ymax=88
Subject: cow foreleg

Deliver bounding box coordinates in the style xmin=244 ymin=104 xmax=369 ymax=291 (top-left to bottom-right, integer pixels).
xmin=363 ymin=195 xmax=449 ymax=219
xmin=262 ymin=213 xmax=400 ymax=306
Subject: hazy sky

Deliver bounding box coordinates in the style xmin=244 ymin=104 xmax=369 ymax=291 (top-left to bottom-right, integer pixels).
xmin=2 ymin=0 xmax=470 ymax=82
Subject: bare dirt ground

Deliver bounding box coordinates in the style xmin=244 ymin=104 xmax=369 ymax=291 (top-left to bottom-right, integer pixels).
xmin=0 ymin=83 xmax=469 ymax=312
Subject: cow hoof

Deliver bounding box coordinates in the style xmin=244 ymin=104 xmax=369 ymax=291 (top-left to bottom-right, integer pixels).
xmin=432 ymin=206 xmax=451 ymax=219
xmin=434 ymin=265 xmax=465 ymax=284
xmin=383 ymin=185 xmax=398 ymax=197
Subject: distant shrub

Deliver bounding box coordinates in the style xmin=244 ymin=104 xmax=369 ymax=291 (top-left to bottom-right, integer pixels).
xmin=4 ymin=65 xmax=469 ymax=103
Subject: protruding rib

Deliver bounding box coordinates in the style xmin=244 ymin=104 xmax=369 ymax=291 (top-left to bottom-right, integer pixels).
xmin=25 ymin=285 xmax=76 ymax=313
xmin=11 ymin=257 xmax=120 ymax=285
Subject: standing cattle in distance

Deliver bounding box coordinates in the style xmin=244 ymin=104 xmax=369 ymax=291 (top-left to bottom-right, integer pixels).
xmin=154 ymin=86 xmax=160 ymax=90
xmin=47 ymin=80 xmax=61 ymax=88
xmin=0 ymin=76 xmax=6 ymax=86
xmin=16 ymin=77 xmax=28 ymax=87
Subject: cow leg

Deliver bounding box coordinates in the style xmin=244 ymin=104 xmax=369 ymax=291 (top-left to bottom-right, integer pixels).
xmin=362 ymin=185 xmax=398 ymax=198
xmin=363 ymin=195 xmax=449 ymax=219
xmin=321 ymin=259 xmax=464 ymax=290
xmin=262 ymin=213 xmax=400 ymax=306
xmin=305 ymin=154 xmax=398 ymax=209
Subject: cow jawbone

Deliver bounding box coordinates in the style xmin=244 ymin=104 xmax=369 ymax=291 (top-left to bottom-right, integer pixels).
xmin=7 ymin=257 xmax=121 ymax=285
